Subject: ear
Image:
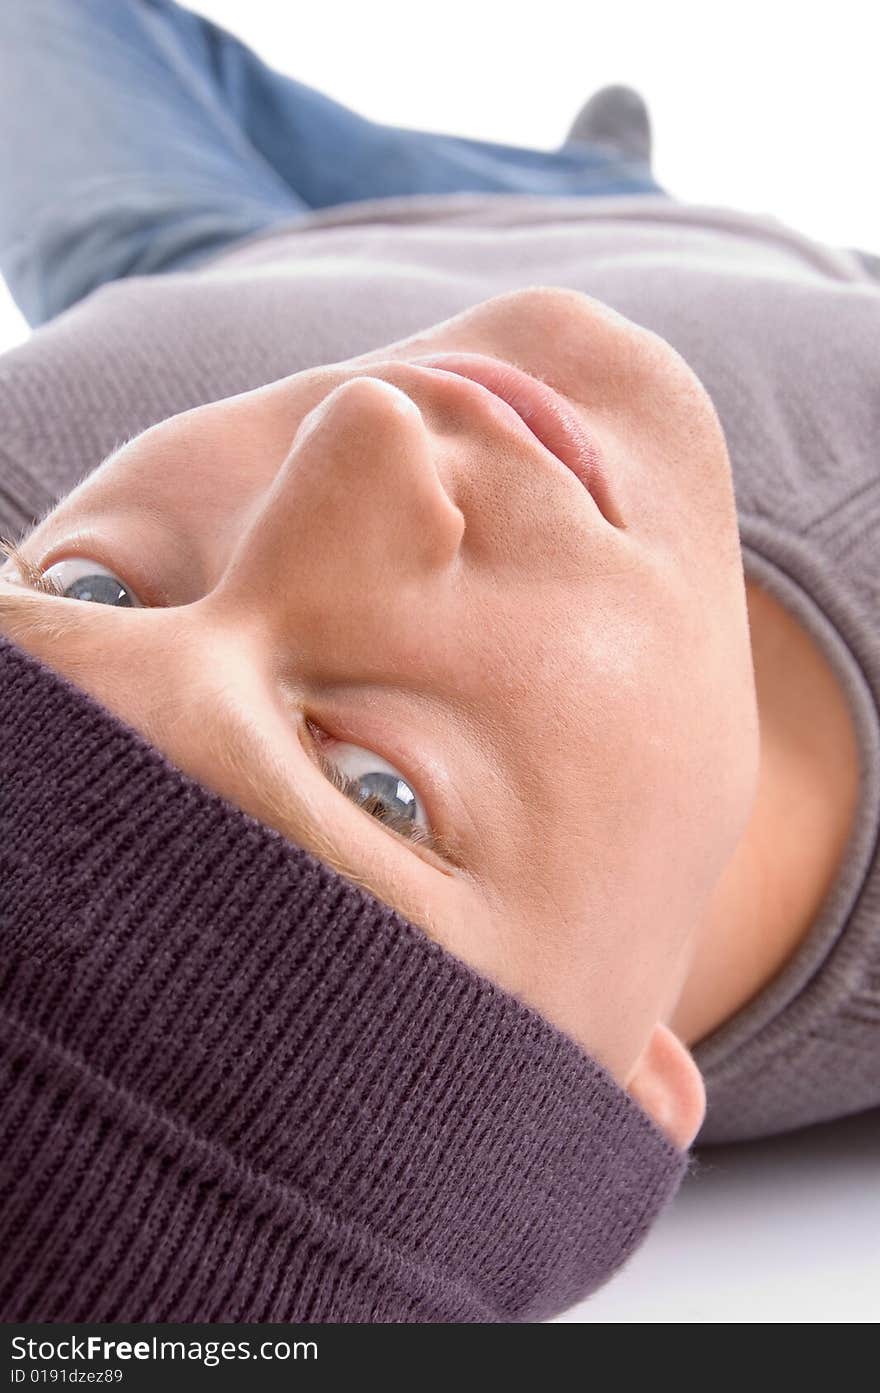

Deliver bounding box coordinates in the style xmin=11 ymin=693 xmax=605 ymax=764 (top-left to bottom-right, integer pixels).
xmin=624 ymin=1022 xmax=707 ymax=1150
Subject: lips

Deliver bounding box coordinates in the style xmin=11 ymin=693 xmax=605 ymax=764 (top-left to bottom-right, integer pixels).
xmin=407 ymin=352 xmax=619 ymax=526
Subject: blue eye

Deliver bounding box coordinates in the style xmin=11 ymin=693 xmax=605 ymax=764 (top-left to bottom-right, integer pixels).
xmin=30 ymin=557 xmax=142 ymax=608
xmin=328 ymin=740 xmax=426 ymax=831
xmin=315 ymin=737 xmax=429 ymax=836
xmin=306 ymin=724 xmax=462 ymax=866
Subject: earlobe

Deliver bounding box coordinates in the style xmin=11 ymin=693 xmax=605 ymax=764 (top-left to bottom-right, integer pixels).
xmin=624 ymin=1022 xmax=707 ymax=1150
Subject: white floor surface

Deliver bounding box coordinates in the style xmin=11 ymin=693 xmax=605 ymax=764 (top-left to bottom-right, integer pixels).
xmin=554 ymin=1107 xmax=880 ymax=1322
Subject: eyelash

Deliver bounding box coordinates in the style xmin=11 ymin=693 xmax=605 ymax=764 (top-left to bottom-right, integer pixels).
xmin=304 ymin=723 xmax=463 ymax=866
xmin=0 ymin=539 xmax=67 ymax=597
xmin=0 ymin=537 xmax=463 ymax=868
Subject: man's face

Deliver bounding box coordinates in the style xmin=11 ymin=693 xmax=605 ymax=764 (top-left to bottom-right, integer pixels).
xmin=0 ymin=285 xmax=760 ymax=1091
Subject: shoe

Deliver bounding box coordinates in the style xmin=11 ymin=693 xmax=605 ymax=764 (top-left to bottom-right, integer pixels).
xmin=562 ymin=83 xmax=652 ymax=165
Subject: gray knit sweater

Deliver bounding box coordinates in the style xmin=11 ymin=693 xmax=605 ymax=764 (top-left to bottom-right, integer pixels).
xmin=1 ymin=190 xmax=878 ymax=1146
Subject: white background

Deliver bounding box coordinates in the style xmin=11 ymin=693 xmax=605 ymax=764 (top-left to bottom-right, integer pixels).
xmin=555 ymin=1108 xmax=880 ymax=1322
xmin=2 ymin=0 xmax=878 ymax=350
xmin=1 ymin=0 xmax=878 ymax=1322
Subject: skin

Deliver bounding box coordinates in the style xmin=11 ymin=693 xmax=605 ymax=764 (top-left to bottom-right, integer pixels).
xmin=669 ymin=578 xmax=861 ymax=1047
xmin=0 ymin=285 xmax=862 ymax=1151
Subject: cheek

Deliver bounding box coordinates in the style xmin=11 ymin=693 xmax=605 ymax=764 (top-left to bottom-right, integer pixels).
xmin=621 ymin=567 xmax=759 ymax=911
xmin=614 ymin=346 xmax=739 ymax=557
xmin=556 ymin=550 xmax=758 ymax=891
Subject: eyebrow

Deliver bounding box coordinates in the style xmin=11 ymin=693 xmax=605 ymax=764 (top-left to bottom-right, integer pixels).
xmin=0 ymin=578 xmax=80 ymax=641
xmin=0 ymin=576 xmax=451 ymax=909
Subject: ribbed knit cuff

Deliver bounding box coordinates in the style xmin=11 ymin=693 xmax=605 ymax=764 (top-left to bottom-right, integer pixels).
xmin=0 ymin=634 xmax=689 ymax=1322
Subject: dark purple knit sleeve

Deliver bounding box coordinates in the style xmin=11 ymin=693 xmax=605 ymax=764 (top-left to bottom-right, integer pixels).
xmin=0 ymin=633 xmax=690 ymax=1322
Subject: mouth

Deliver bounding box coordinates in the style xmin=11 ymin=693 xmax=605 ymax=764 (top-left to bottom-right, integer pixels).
xmin=407 ymin=352 xmax=620 ymax=526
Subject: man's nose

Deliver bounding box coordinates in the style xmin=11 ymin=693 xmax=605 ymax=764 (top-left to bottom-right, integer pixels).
xmin=197 ymin=372 xmax=469 ymax=678
xmin=286 ymin=374 xmax=465 ymax=572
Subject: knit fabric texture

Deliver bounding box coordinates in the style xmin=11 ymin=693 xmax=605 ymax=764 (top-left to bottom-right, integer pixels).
xmin=0 ymin=632 xmax=690 ymax=1323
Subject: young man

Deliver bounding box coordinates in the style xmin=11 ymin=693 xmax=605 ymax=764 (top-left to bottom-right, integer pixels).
xmin=0 ymin=0 xmax=877 ymax=1323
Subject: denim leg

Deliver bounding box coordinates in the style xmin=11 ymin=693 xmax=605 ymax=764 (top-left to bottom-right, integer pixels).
xmin=0 ymin=0 xmax=308 ymax=328
xmin=0 ymin=0 xmax=671 ymax=330
xmin=156 ymin=0 xmax=668 ymax=206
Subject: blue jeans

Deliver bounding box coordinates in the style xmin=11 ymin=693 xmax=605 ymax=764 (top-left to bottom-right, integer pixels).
xmin=0 ymin=0 xmax=672 ymax=329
